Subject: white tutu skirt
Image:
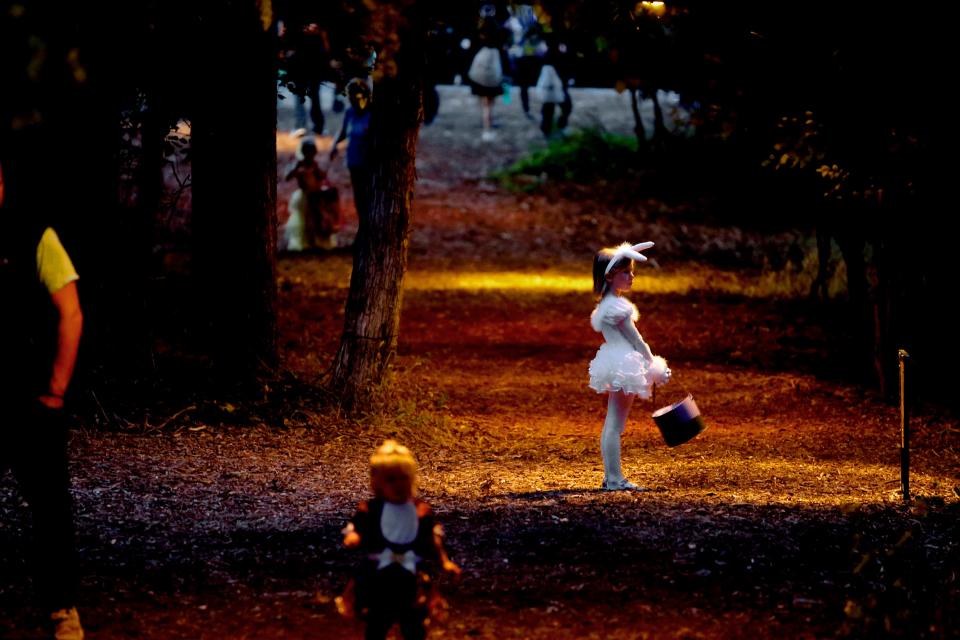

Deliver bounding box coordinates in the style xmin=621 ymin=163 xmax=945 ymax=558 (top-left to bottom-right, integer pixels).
xmin=284 ymin=188 xmax=339 ymax=251
xmin=588 ymin=346 xmax=669 ymax=399
xmin=284 ymin=189 xmax=307 ymax=251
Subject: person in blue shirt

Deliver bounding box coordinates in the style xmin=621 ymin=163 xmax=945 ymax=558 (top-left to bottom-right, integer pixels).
xmin=330 ymin=78 xmax=373 ymax=222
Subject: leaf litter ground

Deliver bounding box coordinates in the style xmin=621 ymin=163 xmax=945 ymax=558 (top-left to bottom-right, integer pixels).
xmin=2 ymin=87 xmax=958 ymax=639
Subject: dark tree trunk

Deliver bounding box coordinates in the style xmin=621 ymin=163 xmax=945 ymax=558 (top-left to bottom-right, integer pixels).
xmin=76 ymin=98 xmax=149 ymax=380
xmin=191 ymin=2 xmax=278 ymax=379
xmin=128 ymin=100 xmax=170 ymax=374
xmin=629 ymin=87 xmax=668 ymax=151
xmin=651 ymin=89 xmax=669 ymax=146
xmin=330 ymin=9 xmax=425 ymax=410
xmin=629 ymin=88 xmax=646 ymax=149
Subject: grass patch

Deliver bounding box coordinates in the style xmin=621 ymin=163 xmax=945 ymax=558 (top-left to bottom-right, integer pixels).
xmin=491 ymin=128 xmax=639 ymax=191
xmin=748 ymin=236 xmax=848 ymax=299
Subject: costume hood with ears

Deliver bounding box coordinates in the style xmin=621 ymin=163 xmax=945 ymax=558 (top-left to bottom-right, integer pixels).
xmin=605 ymin=241 xmax=655 ymax=275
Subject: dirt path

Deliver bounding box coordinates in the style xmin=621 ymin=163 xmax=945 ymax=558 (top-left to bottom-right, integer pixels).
xmin=2 ymin=87 xmax=958 ymax=639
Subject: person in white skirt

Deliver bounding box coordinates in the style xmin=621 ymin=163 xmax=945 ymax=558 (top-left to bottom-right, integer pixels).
xmin=588 ymin=242 xmax=672 ymax=490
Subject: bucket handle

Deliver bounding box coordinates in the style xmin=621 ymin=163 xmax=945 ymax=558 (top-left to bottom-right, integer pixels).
xmin=652 ymin=383 xmax=694 ymax=404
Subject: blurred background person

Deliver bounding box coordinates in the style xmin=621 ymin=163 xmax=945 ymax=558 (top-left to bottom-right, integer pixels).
xmin=466 ymin=14 xmax=508 ymax=142
xmin=330 ymin=79 xmax=373 ymax=224
xmin=281 ymin=20 xmax=332 ymax=136
xmin=537 ymin=34 xmax=574 ymax=138
xmin=505 ymin=4 xmax=546 ymax=120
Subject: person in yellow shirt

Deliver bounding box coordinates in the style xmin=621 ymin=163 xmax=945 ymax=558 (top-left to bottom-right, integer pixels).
xmin=0 ymin=160 xmax=85 ymax=640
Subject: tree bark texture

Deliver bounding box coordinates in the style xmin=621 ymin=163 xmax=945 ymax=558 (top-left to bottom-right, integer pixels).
xmin=191 ymin=1 xmax=278 ymax=377
xmin=331 ymin=8 xmax=425 ymax=408
xmin=629 ymin=88 xmax=645 ymax=149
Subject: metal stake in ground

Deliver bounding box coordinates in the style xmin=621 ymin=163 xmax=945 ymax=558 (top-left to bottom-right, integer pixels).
xmin=899 ymin=349 xmax=911 ymax=503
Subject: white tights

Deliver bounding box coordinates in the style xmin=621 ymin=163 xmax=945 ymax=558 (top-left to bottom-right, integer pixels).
xmin=601 ymin=391 xmax=636 ymax=483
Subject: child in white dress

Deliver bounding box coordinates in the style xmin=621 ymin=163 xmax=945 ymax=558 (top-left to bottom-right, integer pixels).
xmin=284 ymin=137 xmax=341 ymax=251
xmin=589 ymin=242 xmax=672 ymax=490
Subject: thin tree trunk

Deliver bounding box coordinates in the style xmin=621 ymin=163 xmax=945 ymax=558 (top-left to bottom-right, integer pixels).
xmin=629 ymin=88 xmax=646 ymax=148
xmin=112 ymin=95 xmax=167 ymax=376
xmin=331 ymin=10 xmax=425 ymax=410
xmin=651 ymin=88 xmax=669 ymax=148
xmin=630 ymin=87 xmax=668 ymax=150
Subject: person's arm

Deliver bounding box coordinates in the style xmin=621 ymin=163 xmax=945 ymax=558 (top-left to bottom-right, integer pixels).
xmin=343 ymin=522 xmax=361 ymax=548
xmin=343 ymin=500 xmax=369 ymax=548
xmin=432 ymin=523 xmax=461 ymax=575
xmin=330 ymin=116 xmax=349 ymax=160
xmin=39 ymin=281 xmax=83 ymax=409
xmin=618 ymin=317 xmax=671 ymax=384
xmin=313 ymin=162 xmax=327 ymax=182
xmin=284 ymin=160 xmax=302 ymax=182
xmin=616 ymin=318 xmax=654 ymax=362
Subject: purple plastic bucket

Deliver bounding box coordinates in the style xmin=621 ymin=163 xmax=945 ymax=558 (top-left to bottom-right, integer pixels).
xmin=651 ymin=394 xmax=707 ymax=447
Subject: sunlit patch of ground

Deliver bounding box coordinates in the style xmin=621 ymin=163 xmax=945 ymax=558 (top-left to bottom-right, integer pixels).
xmin=280 ymin=252 xmax=839 ymax=301
xmin=275 ymin=130 xmax=336 ymax=156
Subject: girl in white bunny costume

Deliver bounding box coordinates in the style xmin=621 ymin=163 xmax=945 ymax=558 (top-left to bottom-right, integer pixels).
xmin=589 ymin=242 xmax=672 ymax=490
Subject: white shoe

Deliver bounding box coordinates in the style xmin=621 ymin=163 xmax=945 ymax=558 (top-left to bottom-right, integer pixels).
xmin=601 ymin=478 xmax=645 ymax=491
xmin=481 ymin=130 xmax=496 ymax=142
xmin=51 ymin=607 xmax=84 ymax=640
xmin=291 ymin=127 xmax=308 ymax=138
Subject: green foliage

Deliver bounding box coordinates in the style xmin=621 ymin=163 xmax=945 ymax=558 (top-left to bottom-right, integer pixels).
xmin=762 ymin=111 xmax=885 ymax=205
xmin=491 ymin=128 xmax=639 ymax=191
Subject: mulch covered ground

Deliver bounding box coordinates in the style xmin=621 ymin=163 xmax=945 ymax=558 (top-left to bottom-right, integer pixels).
xmin=2 ymin=87 xmax=958 ymax=639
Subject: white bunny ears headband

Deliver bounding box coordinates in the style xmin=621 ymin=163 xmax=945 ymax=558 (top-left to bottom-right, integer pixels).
xmin=604 ymin=241 xmax=655 ymax=275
